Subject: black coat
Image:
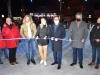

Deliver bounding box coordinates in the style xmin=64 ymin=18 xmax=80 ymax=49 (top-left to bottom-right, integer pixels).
xmin=50 ymin=24 xmax=66 ymax=52
xmin=90 ymin=25 xmax=100 ymax=47
xmin=36 ymin=25 xmax=50 ymax=38
xmin=36 ymin=25 xmax=50 ymax=45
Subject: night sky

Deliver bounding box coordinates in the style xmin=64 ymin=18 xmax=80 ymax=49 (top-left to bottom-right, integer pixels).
xmin=0 ymin=0 xmax=100 ymax=17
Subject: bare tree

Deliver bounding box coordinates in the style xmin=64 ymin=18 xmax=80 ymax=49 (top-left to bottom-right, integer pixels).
xmin=5 ymin=0 xmax=12 ymax=18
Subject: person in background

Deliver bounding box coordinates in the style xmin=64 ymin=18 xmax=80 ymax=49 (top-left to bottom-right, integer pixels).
xmin=20 ymin=15 xmax=37 ymax=65
xmin=88 ymin=17 xmax=100 ymax=69
xmin=0 ymin=28 xmax=6 ymax=64
xmin=2 ymin=17 xmax=20 ymax=65
xmin=36 ymin=18 xmax=50 ymax=65
xmin=2 ymin=48 xmax=8 ymax=59
xmin=0 ymin=24 xmax=9 ymax=60
xmin=68 ymin=12 xmax=88 ymax=69
xmin=50 ymin=16 xmax=66 ymax=69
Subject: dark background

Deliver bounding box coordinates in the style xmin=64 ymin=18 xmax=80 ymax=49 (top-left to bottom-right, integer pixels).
xmin=0 ymin=0 xmax=100 ymax=17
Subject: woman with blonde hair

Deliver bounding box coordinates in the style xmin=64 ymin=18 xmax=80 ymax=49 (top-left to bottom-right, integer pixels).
xmin=36 ymin=18 xmax=50 ymax=65
xmin=20 ymin=15 xmax=37 ymax=65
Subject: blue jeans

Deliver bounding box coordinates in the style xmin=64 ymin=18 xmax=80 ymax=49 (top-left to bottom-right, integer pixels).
xmin=0 ymin=49 xmax=3 ymax=60
xmin=24 ymin=39 xmax=36 ymax=60
xmin=72 ymin=47 xmax=83 ymax=65
xmin=53 ymin=51 xmax=62 ymax=66
xmin=2 ymin=48 xmax=8 ymax=58
xmin=92 ymin=46 xmax=100 ymax=65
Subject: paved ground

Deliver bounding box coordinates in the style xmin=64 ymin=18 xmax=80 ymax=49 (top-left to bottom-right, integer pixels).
xmin=0 ymin=32 xmax=100 ymax=75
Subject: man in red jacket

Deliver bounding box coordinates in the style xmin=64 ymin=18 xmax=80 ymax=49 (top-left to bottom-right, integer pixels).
xmin=2 ymin=17 xmax=20 ymax=65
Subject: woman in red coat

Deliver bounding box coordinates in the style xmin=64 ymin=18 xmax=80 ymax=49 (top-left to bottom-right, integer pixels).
xmin=2 ymin=17 xmax=20 ymax=65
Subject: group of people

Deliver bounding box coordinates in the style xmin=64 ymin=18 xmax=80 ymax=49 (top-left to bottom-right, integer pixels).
xmin=0 ymin=12 xmax=100 ymax=70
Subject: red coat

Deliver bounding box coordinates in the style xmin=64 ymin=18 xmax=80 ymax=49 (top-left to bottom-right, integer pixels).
xmin=0 ymin=34 xmax=6 ymax=49
xmin=2 ymin=24 xmax=20 ymax=48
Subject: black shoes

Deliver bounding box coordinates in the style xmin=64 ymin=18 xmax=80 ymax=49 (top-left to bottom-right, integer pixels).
xmin=0 ymin=61 xmax=3 ymax=64
xmin=27 ymin=60 xmax=30 ymax=65
xmin=70 ymin=63 xmax=83 ymax=69
xmin=57 ymin=65 xmax=61 ymax=69
xmin=51 ymin=62 xmax=61 ymax=70
xmin=51 ymin=62 xmax=58 ymax=65
xmin=70 ymin=63 xmax=77 ymax=66
xmin=27 ymin=60 xmax=36 ymax=65
xmin=31 ymin=60 xmax=36 ymax=65
xmin=80 ymin=64 xmax=83 ymax=69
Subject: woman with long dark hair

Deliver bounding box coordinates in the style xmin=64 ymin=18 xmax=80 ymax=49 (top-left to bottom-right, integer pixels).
xmin=36 ymin=18 xmax=50 ymax=65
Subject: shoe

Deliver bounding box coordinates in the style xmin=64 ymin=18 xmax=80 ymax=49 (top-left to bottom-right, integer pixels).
xmin=0 ymin=61 xmax=3 ymax=64
xmin=10 ymin=62 xmax=15 ymax=66
xmin=13 ymin=61 xmax=18 ymax=65
xmin=80 ymin=64 xmax=83 ymax=69
xmin=95 ymin=64 xmax=99 ymax=69
xmin=70 ymin=63 xmax=77 ymax=66
xmin=57 ymin=65 xmax=61 ymax=69
xmin=51 ymin=62 xmax=58 ymax=65
xmin=27 ymin=60 xmax=30 ymax=65
xmin=44 ymin=61 xmax=47 ymax=66
xmin=31 ymin=60 xmax=36 ymax=65
xmin=88 ymin=62 xmax=95 ymax=66
xmin=40 ymin=60 xmax=44 ymax=64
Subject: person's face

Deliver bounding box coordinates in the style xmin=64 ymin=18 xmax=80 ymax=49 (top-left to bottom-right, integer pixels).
xmin=97 ymin=18 xmax=100 ymax=23
xmin=54 ymin=17 xmax=59 ymax=25
xmin=6 ymin=18 xmax=12 ymax=25
xmin=76 ymin=15 xmax=82 ymax=22
xmin=41 ymin=18 xmax=46 ymax=25
xmin=25 ymin=17 xmax=30 ymax=23
xmin=54 ymin=17 xmax=59 ymax=21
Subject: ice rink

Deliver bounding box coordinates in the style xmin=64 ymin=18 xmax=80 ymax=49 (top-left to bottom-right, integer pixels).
xmin=0 ymin=32 xmax=100 ymax=75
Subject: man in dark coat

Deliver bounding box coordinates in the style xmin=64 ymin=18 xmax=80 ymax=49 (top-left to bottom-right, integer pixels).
xmin=68 ymin=12 xmax=88 ymax=69
xmin=88 ymin=17 xmax=100 ymax=69
xmin=50 ymin=16 xmax=66 ymax=69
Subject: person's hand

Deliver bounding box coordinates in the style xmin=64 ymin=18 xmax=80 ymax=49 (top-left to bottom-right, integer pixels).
xmin=81 ymin=39 xmax=84 ymax=43
xmin=55 ymin=38 xmax=58 ymax=41
xmin=51 ymin=37 xmax=54 ymax=40
xmin=43 ymin=36 xmax=47 ymax=39
xmin=36 ymin=36 xmax=39 ymax=39
xmin=69 ymin=38 xmax=72 ymax=42
xmin=96 ymin=39 xmax=100 ymax=42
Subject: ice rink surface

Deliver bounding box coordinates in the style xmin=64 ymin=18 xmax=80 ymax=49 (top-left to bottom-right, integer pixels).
xmin=0 ymin=32 xmax=100 ymax=75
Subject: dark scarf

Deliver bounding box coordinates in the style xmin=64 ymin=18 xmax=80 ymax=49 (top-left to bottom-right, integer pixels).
xmin=7 ymin=24 xmax=13 ymax=29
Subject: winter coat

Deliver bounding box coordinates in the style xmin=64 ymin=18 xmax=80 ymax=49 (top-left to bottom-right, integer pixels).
xmin=50 ymin=24 xmax=66 ymax=52
xmin=0 ymin=34 xmax=6 ymax=49
xmin=90 ymin=25 xmax=100 ymax=47
xmin=68 ymin=21 xmax=88 ymax=48
xmin=36 ymin=25 xmax=50 ymax=45
xmin=2 ymin=24 xmax=20 ymax=48
xmin=20 ymin=23 xmax=37 ymax=38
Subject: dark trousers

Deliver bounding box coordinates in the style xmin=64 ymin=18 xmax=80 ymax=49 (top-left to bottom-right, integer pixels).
xmin=9 ymin=48 xmax=17 ymax=63
xmin=92 ymin=46 xmax=100 ymax=65
xmin=53 ymin=51 xmax=62 ymax=66
xmin=72 ymin=47 xmax=83 ymax=65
